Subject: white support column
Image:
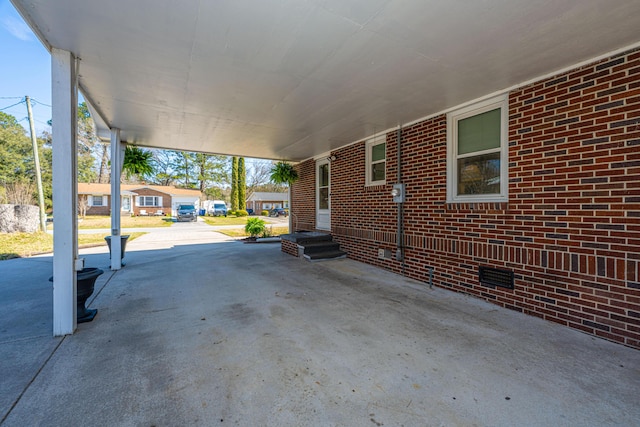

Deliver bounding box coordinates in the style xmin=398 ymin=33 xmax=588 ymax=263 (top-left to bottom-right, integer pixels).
xmin=51 ymin=48 xmax=79 ymax=336
xmin=110 ymin=129 xmax=124 ymax=270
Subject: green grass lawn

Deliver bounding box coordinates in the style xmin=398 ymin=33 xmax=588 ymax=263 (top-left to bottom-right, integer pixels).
xmin=46 ymin=215 xmax=174 ymax=230
xmin=0 ymin=232 xmax=145 ymax=260
xmin=216 ymin=226 xmax=289 ymax=238
xmin=201 ymin=215 xmax=250 ymax=226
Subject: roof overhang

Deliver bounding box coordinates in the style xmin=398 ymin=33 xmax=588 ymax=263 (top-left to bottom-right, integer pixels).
xmin=11 ymin=0 xmax=640 ymax=161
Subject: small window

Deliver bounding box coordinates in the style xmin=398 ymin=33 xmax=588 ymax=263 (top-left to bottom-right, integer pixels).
xmin=447 ymin=95 xmax=508 ymax=202
xmin=92 ymin=195 xmax=104 ymax=206
xmin=366 ymin=136 xmax=386 ymax=186
xmin=140 ymin=196 xmax=159 ymax=207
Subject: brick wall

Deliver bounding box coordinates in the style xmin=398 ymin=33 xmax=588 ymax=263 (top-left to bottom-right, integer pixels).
xmin=281 ymin=239 xmax=299 ymax=257
xmin=291 ymin=159 xmax=317 ymax=232
xmin=290 ymin=47 xmax=640 ymax=348
xmin=85 ymin=195 xmax=110 ymax=215
xmin=133 ymin=189 xmax=171 ymax=216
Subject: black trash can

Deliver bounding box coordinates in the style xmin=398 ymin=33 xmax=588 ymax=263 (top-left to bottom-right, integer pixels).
xmin=104 ymin=235 xmax=130 ymax=266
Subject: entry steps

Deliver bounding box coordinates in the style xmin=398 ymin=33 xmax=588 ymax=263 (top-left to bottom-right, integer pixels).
xmin=283 ymin=232 xmax=347 ymax=261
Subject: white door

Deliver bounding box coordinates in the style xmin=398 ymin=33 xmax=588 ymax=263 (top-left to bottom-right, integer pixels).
xmin=316 ymin=159 xmax=330 ymax=230
xmin=122 ymin=196 xmax=131 ymax=212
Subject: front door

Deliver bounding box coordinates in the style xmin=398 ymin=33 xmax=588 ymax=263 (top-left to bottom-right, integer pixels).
xmin=316 ymin=159 xmax=330 ymax=230
xmin=122 ymin=196 xmax=131 ymax=213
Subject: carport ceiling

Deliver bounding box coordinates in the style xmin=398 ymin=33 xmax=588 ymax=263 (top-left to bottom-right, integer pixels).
xmin=12 ymin=0 xmax=640 ymax=161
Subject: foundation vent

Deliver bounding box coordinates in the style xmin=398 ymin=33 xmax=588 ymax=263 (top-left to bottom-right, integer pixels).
xmin=479 ymin=266 xmax=514 ymax=289
xmin=378 ymin=248 xmax=392 ymax=259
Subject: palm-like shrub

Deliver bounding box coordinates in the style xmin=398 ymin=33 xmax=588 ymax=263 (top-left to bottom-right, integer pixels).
xmin=122 ymin=146 xmax=153 ymax=179
xmin=245 ymin=217 xmax=266 ymax=237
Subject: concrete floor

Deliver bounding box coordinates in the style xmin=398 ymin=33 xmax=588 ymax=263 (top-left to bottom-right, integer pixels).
xmin=1 ymin=222 xmax=639 ymax=426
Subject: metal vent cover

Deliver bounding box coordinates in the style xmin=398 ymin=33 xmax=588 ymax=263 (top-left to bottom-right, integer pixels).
xmin=478 ymin=266 xmax=514 ymax=289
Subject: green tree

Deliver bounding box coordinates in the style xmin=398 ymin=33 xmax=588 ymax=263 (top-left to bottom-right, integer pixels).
xmin=150 ymin=149 xmax=179 ymax=185
xmin=204 ymin=186 xmax=226 ymax=201
xmin=0 ymin=112 xmax=32 ymax=184
xmin=194 ymin=153 xmax=228 ymax=193
xmin=238 ymin=157 xmax=246 ymax=210
xmin=77 ymin=102 xmax=101 ymax=183
xmin=173 ymin=151 xmax=197 ymax=188
xmin=37 ymin=133 xmax=53 ymax=207
xmin=230 ymin=156 xmax=239 ymax=210
xmin=0 ymin=111 xmax=51 ymax=207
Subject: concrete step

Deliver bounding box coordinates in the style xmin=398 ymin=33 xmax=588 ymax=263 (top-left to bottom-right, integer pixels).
xmin=303 ymin=249 xmax=348 ymax=261
xmin=296 ymin=234 xmax=334 ymax=245
xmin=301 ymin=241 xmax=341 ymax=254
xmin=282 ymin=231 xmax=347 ymax=261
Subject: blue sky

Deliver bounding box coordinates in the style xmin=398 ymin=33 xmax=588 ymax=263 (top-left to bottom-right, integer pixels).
xmin=0 ymin=0 xmax=52 ymax=134
xmin=0 ymin=1 xmax=266 ymax=170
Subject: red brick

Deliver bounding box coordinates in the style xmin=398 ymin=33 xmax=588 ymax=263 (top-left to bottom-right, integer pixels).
xmin=288 ymin=48 xmax=640 ymax=349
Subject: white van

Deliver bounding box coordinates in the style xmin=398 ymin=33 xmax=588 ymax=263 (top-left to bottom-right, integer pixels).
xmin=209 ymin=200 xmax=228 ymax=217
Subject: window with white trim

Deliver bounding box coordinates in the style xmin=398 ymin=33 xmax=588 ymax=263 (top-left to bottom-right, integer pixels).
xmin=91 ymin=195 xmax=104 ymax=206
xmin=139 ymin=196 xmax=160 ymax=207
xmin=365 ymin=135 xmax=386 ymax=186
xmin=447 ymin=95 xmax=508 ymax=202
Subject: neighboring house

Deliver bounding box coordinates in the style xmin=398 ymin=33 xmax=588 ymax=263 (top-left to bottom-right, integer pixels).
xmin=78 ymin=183 xmax=202 ymax=217
xmin=287 ymin=48 xmax=640 ymax=349
xmin=247 ymin=192 xmax=289 ymax=213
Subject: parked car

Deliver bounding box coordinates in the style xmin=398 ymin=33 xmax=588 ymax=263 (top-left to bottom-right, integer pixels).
xmin=269 ymin=208 xmax=288 ymax=217
xmin=176 ymin=204 xmax=197 ymax=222
xmin=209 ymin=201 xmax=228 ymax=217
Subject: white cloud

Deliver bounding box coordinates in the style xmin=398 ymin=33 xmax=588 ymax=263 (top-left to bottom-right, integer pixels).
xmin=3 ymin=15 xmax=33 ymax=41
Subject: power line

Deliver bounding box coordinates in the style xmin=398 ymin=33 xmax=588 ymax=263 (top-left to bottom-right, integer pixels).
xmin=0 ymin=100 xmax=25 ymax=111
xmin=32 ymin=99 xmax=52 ymax=108
xmin=0 ymin=96 xmax=24 ymax=100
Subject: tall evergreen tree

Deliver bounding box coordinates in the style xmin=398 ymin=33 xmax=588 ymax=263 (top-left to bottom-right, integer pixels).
xmin=230 ymin=156 xmax=239 ymax=211
xmin=172 ymin=151 xmax=197 ymax=188
xmin=238 ymin=157 xmax=246 ymax=210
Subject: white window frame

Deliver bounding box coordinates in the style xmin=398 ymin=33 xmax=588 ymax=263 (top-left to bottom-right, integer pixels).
xmin=139 ymin=196 xmax=160 ymax=207
xmin=91 ymin=195 xmax=104 ymax=206
xmin=365 ymin=135 xmax=386 ymax=186
xmin=447 ymin=95 xmax=508 ymax=203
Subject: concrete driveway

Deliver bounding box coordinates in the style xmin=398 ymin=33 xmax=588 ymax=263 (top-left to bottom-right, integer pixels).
xmin=1 ymin=221 xmax=639 ymax=426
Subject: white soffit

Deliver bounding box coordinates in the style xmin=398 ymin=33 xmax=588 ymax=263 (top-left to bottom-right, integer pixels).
xmin=11 ymin=0 xmax=640 ymax=161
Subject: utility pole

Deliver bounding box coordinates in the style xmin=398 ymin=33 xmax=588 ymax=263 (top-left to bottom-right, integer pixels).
xmin=25 ymin=96 xmax=47 ymax=232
